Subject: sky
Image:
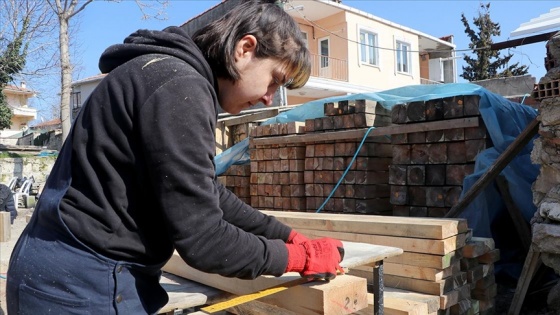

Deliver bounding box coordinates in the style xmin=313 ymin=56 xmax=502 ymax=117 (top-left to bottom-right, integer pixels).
xmin=73 ymin=0 xmax=558 ymax=84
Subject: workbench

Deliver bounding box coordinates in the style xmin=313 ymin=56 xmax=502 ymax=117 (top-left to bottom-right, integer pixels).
xmin=158 ymin=241 xmax=403 ymax=315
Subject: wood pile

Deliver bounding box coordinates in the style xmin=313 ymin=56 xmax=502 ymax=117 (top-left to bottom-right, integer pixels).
xmin=247 ymin=99 xmax=393 ymax=214
xmin=215 ymin=96 xmax=500 ymax=313
xmin=262 ymin=210 xmax=498 ymax=314
xmin=460 ymin=237 xmax=500 ymax=315
xmin=389 ymin=95 xmax=491 ymax=217
xmin=218 ymin=164 xmax=251 ymax=204
xmin=248 ymin=121 xmax=307 ymax=210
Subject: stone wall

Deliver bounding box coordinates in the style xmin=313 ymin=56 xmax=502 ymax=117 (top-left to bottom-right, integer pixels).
xmin=530 ymin=31 xmax=560 ymax=311
xmin=0 ymin=156 xmax=56 ymax=184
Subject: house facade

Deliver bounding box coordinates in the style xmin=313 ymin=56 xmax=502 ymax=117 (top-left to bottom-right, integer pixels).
xmin=69 ymin=74 xmax=106 ymax=121
xmin=1 ymin=82 xmax=38 ymax=141
xmin=283 ymin=0 xmax=457 ymax=104
xmin=72 ymin=0 xmax=457 ymax=114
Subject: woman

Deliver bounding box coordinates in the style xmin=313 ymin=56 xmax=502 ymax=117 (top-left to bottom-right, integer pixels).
xmin=7 ymin=1 xmax=343 ymax=314
xmin=0 ymin=183 xmax=16 ymax=224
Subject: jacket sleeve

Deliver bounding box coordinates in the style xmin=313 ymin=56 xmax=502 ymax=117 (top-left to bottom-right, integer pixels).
xmin=137 ymin=71 xmax=288 ymax=279
xmin=216 ymin=181 xmax=291 ymax=241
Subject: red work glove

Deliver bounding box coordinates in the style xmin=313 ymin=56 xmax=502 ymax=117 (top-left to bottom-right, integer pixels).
xmin=285 ymin=238 xmax=345 ymax=281
xmin=286 ymin=230 xmax=310 ymax=245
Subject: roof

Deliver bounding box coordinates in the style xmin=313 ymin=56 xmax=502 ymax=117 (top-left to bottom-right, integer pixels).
xmin=30 ymin=118 xmax=61 ymax=128
xmin=72 ymin=73 xmax=107 ymax=86
xmin=3 ymin=84 xmax=35 ymax=95
xmin=511 ymin=7 xmax=560 ymax=37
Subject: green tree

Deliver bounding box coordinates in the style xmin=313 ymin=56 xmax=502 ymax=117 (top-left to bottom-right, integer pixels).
xmin=1 ymin=0 xmax=57 ymax=129
xmin=0 ymin=18 xmax=29 ymax=130
xmin=460 ymin=3 xmax=529 ymax=82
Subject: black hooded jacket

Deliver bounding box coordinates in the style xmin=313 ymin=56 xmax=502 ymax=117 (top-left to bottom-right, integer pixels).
xmin=57 ymin=27 xmax=290 ymax=278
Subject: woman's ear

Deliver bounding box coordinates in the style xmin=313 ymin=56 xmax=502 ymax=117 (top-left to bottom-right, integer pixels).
xmin=235 ymin=34 xmax=257 ymax=61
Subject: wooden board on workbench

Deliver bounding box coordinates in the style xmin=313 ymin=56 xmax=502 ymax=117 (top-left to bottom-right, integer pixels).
xmin=159 ymin=273 xmax=226 ymax=314
xmin=163 ymin=253 xmax=368 ymax=315
xmin=162 ymin=241 xmax=401 ymax=315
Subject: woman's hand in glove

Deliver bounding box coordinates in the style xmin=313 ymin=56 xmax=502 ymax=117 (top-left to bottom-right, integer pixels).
xmin=286 ymin=230 xmax=310 ymax=245
xmin=285 ymin=237 xmax=345 ymax=281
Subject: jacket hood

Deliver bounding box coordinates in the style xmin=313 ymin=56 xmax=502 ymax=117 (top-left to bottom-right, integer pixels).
xmin=98 ymin=26 xmax=213 ymax=83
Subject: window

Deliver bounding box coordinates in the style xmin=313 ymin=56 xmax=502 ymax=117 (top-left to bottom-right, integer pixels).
xmin=319 ymin=37 xmax=329 ymax=68
xmin=359 ymin=29 xmax=378 ymax=66
xmin=71 ymin=91 xmax=81 ymax=109
xmin=396 ymin=41 xmax=411 ymax=74
xmin=301 ymin=31 xmax=308 ymax=48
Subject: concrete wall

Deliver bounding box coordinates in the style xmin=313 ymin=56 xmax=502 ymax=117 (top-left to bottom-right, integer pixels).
xmin=472 ymin=75 xmax=536 ymax=97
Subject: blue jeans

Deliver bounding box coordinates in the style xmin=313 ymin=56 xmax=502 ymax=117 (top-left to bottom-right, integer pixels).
xmin=6 ymin=145 xmax=168 ymax=314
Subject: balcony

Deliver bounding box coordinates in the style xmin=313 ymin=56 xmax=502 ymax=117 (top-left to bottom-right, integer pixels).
xmin=420 ymin=78 xmax=443 ymax=85
xmin=310 ymin=53 xmax=348 ymax=82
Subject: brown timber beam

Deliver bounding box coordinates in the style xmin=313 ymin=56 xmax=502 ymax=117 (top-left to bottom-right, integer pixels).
xmin=445 ymin=117 xmax=539 ymax=218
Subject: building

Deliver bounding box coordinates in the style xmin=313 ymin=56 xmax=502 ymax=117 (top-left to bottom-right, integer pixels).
xmin=71 ymin=0 xmax=457 ymax=115
xmin=281 ymin=0 xmax=457 ymax=104
xmin=70 ymin=74 xmax=106 ymax=120
xmin=1 ymin=82 xmax=38 ymax=142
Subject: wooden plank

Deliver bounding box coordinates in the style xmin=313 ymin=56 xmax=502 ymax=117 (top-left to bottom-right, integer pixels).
xmin=162 ymin=252 xmax=368 ymax=315
xmin=384 ymin=288 xmax=440 ymax=313
xmin=384 ymin=251 xmax=461 ymax=269
xmin=355 ymin=293 xmax=430 ymax=315
xmin=477 ymin=249 xmax=500 ymax=264
xmin=439 ymin=284 xmax=471 ymax=310
xmin=462 ymin=237 xmax=495 ymax=258
xmin=384 ymin=274 xmax=462 ymax=296
xmin=508 ymin=245 xmax=542 ymax=315
xmin=252 ymin=117 xmax=479 ymax=146
xmin=496 ymin=175 xmax=531 ymax=254
xmin=373 ymin=262 xmax=459 ymax=282
xmin=159 ymin=273 xmax=227 ymax=314
xmin=219 ymin=108 xmax=280 ymax=127
xmin=0 ymin=211 xmax=10 ymax=242
xmin=260 ymin=210 xmax=468 ymax=240
xmin=445 ymin=117 xmax=539 ymax=218
xmin=227 ymin=299 xmax=298 ymax=315
xmin=162 ymin=241 xmax=401 ymax=315
xmin=295 ymin=229 xmax=467 ymax=255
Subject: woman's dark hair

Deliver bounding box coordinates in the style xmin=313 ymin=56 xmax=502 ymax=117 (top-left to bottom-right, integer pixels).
xmin=193 ymin=0 xmax=310 ymax=89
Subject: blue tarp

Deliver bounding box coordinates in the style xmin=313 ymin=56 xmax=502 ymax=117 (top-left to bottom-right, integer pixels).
xmin=215 ymin=82 xmax=539 ymax=279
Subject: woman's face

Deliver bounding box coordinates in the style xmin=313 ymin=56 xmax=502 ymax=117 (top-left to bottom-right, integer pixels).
xmin=218 ymin=35 xmax=290 ymax=115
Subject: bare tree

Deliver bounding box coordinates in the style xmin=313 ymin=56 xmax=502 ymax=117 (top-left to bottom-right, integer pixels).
xmin=0 ymin=0 xmax=57 ymax=128
xmin=46 ymin=0 xmax=168 ymax=142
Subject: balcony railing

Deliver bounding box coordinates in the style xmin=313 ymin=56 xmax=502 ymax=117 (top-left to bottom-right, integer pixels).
xmin=310 ymin=53 xmax=348 ymax=82
xmin=420 ymin=78 xmax=443 ymax=85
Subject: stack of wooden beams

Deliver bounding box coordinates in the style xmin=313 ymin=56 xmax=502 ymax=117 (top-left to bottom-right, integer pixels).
xmin=306 ymin=100 xmax=392 ymax=132
xmin=248 ymin=122 xmax=307 ymax=210
xmin=260 ymin=210 xmax=495 ymax=314
xmin=389 ymin=95 xmax=492 ymax=217
xmin=303 ymin=138 xmax=393 ymax=214
xmin=303 ymin=99 xmax=393 ymax=214
xmin=460 ymin=237 xmax=500 ymax=314
xmin=246 ymin=99 xmax=395 ymax=214
xmin=217 ymin=164 xmax=251 ymax=204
